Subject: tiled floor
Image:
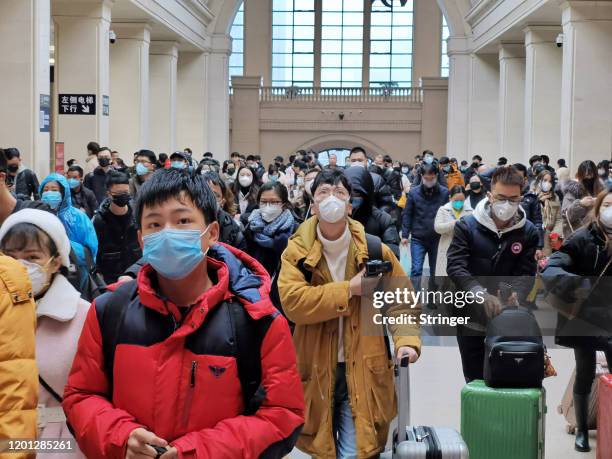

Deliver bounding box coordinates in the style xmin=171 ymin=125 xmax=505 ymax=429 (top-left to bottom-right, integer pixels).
xmin=289 ymin=345 xmax=599 ymax=458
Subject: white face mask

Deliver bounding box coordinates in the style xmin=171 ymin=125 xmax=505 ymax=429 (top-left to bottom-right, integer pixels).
xmin=19 ymin=259 xmax=51 ymax=297
xmin=491 ymin=200 xmax=519 ymax=222
xmin=317 ymin=195 xmax=347 ymax=224
xmin=540 ymin=181 xmax=552 ymax=192
xmin=260 ymin=204 xmax=283 ymax=223
xmin=600 ymin=207 xmax=612 ymax=229
xmin=238 ymin=175 xmax=253 ymax=187
xmin=351 ymin=161 xmax=366 ymax=168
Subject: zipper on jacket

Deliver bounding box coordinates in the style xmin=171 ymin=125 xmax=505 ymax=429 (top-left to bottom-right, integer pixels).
xmin=182 ymin=360 xmax=197 ymax=427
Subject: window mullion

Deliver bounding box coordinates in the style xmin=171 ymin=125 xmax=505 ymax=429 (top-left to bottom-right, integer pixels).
xmin=314 ymin=0 xmax=322 ymax=86
xmin=362 ymin=0 xmax=371 ymax=88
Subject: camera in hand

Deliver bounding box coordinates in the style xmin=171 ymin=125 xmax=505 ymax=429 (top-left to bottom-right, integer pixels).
xmin=365 ymin=259 xmax=392 ymax=277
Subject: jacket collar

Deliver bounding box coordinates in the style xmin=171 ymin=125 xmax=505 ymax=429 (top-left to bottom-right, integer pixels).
xmin=473 ymin=198 xmax=526 ymax=235
xmin=37 ymin=274 xmax=80 ymax=321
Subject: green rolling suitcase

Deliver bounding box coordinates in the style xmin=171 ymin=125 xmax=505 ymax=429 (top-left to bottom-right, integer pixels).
xmin=461 ymin=380 xmax=546 ymax=459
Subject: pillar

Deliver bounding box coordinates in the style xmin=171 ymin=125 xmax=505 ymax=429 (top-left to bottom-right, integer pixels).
xmin=53 ymin=0 xmax=112 ymax=165
xmin=177 ymin=52 xmax=208 ymax=154
xmin=0 ymin=0 xmax=51 ymax=176
xmin=412 ymin=0 xmax=443 ymax=83
xmin=560 ymin=1 xmax=612 ymax=171
xmin=523 ymin=26 xmax=562 ymax=165
xmin=230 ymin=76 xmax=261 ymax=155
xmin=420 ymin=77 xmax=448 ymax=154
xmin=445 ymin=36 xmax=471 ymax=160
xmin=468 ymin=53 xmax=499 ymax=161
xmin=244 ymin=0 xmax=272 ymax=85
xmin=206 ymin=34 xmax=231 ymax=159
xmin=109 ymin=23 xmax=150 ymax=158
xmin=498 ymin=43 xmax=526 ymax=164
xmin=149 ymin=41 xmax=178 ymax=154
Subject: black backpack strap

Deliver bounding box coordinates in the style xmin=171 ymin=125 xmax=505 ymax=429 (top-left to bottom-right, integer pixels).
xmin=39 ymin=376 xmax=62 ymax=403
xmin=228 ymin=299 xmax=278 ymax=415
xmin=99 ymin=280 xmax=138 ymax=392
xmin=365 ymin=233 xmax=383 ymax=261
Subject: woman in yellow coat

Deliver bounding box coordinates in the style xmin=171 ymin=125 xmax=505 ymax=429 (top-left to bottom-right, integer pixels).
xmin=0 ymin=254 xmax=37 ymax=458
xmin=278 ymin=170 xmax=421 ymax=459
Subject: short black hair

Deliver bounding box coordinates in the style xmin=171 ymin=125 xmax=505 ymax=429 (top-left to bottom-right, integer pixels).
xmin=461 ymin=160 xmax=468 ymax=166
xmin=529 ymin=155 xmax=542 ymax=166
xmin=67 ymin=165 xmax=84 ymax=178
xmin=137 ymin=149 xmax=157 ymax=164
xmin=439 ymin=156 xmax=450 ymax=165
xmin=67 ymin=159 xmax=77 ymax=167
xmin=87 ymin=141 xmax=100 ymax=154
xmin=293 ymin=160 xmax=308 ymax=171
xmin=423 ymin=150 xmax=434 ymax=157
xmin=158 ymin=153 xmax=168 ymax=163
xmin=257 ymin=181 xmax=290 ymax=206
xmin=135 ymin=169 xmax=217 ymax=227
xmin=349 ymin=146 xmax=367 ymax=158
xmin=472 ymin=155 xmax=482 ymax=162
xmin=4 ymin=148 xmax=20 ymax=160
xmin=557 ymin=158 xmax=567 ymax=168
xmin=268 ymin=163 xmax=279 ymax=175
xmin=0 ymin=148 xmax=6 ymax=172
xmin=254 ymin=155 xmax=262 ymax=161
xmin=498 ymin=157 xmax=508 ymax=166
xmin=203 ymin=152 xmax=213 ymax=158
xmin=246 ymin=155 xmax=256 ymax=162
xmin=97 ymin=146 xmax=111 ymax=156
xmin=311 ymin=169 xmax=352 ymax=197
xmin=231 ymin=151 xmax=241 ymax=158
xmin=421 ymin=163 xmax=439 ymax=175
xmin=541 ymin=155 xmax=550 ymax=165
xmin=449 ymin=185 xmax=466 ymax=197
xmin=383 ymin=154 xmax=393 ymax=164
xmin=492 ymin=165 xmax=525 ymax=188
xmin=105 ymin=170 xmax=129 ymax=189
xmin=512 ymin=163 xmax=528 ymax=178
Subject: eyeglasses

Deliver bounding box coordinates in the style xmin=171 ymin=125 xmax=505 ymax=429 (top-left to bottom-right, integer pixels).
xmin=491 ymin=194 xmax=522 ymax=204
xmin=314 ymin=185 xmax=350 ymax=201
xmin=135 ymin=159 xmax=151 ymax=165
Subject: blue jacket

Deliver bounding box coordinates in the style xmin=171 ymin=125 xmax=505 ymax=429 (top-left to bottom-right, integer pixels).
xmin=39 ymin=173 xmax=98 ymax=267
xmin=401 ymin=183 xmax=449 ymax=242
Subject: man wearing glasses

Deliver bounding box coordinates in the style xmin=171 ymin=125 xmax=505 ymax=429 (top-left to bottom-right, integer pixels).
xmin=278 ymin=169 xmax=421 ymax=458
xmin=129 ymin=149 xmax=157 ymax=197
xmin=447 ymin=165 xmax=538 ymax=382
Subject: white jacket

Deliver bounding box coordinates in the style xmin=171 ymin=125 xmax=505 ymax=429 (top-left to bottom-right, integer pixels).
xmin=434 ymin=201 xmax=473 ymax=276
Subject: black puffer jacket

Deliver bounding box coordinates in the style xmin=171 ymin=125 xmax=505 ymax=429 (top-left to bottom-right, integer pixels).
xmin=369 ymin=166 xmax=394 ymax=214
xmin=383 ymin=167 xmax=403 ymax=200
xmin=84 ymin=167 xmax=110 ymax=204
xmin=344 ymin=166 xmax=400 ymax=258
xmin=521 ymin=190 xmax=544 ymax=248
xmin=218 ymin=209 xmax=246 ymax=251
xmin=542 ymin=222 xmax=612 ymax=347
xmin=447 ymin=199 xmax=538 ymax=324
xmin=92 ymin=199 xmax=142 ymax=283
xmin=402 ymin=183 xmax=449 ymax=242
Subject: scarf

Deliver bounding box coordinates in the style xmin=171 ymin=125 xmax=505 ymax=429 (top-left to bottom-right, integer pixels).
xmin=538 ymin=190 xmax=556 ymax=231
xmin=248 ymin=208 xmax=295 ymax=248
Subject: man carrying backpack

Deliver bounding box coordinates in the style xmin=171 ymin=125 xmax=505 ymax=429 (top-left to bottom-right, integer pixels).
xmin=447 ymin=166 xmax=539 ymax=382
xmin=278 ymin=169 xmax=421 ymax=458
xmin=63 ymin=169 xmax=304 ymax=458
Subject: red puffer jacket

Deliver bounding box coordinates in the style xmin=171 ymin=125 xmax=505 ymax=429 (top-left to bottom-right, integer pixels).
xmin=63 ymin=243 xmax=304 ymax=458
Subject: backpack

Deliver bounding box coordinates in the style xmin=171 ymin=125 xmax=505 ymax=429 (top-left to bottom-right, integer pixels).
xmin=484 ymin=307 xmax=545 ymax=388
xmin=65 ymin=247 xmax=107 ymax=302
xmin=98 ymin=280 xmax=276 ymax=415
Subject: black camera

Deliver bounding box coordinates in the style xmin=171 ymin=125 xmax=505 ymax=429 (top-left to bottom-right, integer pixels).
xmin=365 ymin=259 xmax=392 ymax=277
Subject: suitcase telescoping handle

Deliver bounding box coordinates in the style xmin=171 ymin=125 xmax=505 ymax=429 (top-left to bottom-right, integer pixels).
xmin=395 ymin=357 xmax=411 ymax=443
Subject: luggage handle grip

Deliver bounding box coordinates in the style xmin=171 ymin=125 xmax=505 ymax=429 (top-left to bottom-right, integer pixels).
xmin=395 ymin=357 xmax=410 ymax=444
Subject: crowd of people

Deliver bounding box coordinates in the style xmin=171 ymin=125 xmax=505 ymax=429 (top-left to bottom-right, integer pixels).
xmin=0 ymin=141 xmax=610 ymax=457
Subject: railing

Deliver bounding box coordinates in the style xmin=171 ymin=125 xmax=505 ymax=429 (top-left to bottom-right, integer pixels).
xmin=258 ymin=86 xmax=422 ymax=103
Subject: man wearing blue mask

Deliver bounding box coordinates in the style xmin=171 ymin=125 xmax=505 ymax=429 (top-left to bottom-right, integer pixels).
xmin=169 ymin=151 xmax=190 ymax=171
xmin=129 ymin=149 xmax=157 ymax=197
xmin=64 ymin=169 xmax=304 ymax=459
xmin=66 ymin=165 xmax=98 ymax=218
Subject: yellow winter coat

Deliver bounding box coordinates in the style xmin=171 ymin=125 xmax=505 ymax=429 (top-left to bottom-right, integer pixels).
xmin=0 ymin=255 xmax=37 ymax=458
xmin=278 ymin=217 xmax=421 ymax=458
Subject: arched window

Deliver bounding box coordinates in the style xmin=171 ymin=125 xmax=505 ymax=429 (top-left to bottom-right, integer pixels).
xmin=229 ymin=3 xmax=244 ymax=83
xmin=441 ymin=16 xmax=450 ymax=77
xmin=317 ymin=148 xmax=351 ymax=167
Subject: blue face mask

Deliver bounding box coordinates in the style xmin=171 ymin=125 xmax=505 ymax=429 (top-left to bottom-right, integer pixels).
xmin=424 ymin=156 xmax=434 ymax=165
xmin=67 ymin=178 xmax=81 ymax=189
xmin=41 ymin=191 xmax=62 ymax=210
xmin=171 ymin=161 xmax=186 ymax=170
xmin=136 ymin=163 xmax=149 ymax=176
xmin=143 ymin=227 xmax=210 ymax=280
xmin=452 ymin=200 xmax=464 ymax=211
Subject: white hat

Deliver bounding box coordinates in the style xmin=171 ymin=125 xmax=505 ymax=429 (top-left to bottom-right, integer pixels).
xmin=0 ymin=209 xmax=72 ymax=267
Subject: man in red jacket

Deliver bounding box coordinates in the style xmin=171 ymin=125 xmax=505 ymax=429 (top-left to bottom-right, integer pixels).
xmin=64 ymin=168 xmax=304 ymax=458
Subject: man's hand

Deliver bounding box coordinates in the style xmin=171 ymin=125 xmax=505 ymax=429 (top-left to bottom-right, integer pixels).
xmin=580 ymin=196 xmax=595 ymax=207
xmin=482 ymin=294 xmax=502 ymax=320
xmin=396 ymin=346 xmax=419 ymax=364
xmin=534 ymin=249 xmax=544 ymax=261
xmin=117 ymin=275 xmax=133 ymax=284
xmin=160 ymin=447 xmax=178 ymax=459
xmin=125 ymin=428 xmax=168 ymax=459
xmin=401 ymin=238 xmax=409 ymax=246
xmin=349 ymin=268 xmax=366 ymax=298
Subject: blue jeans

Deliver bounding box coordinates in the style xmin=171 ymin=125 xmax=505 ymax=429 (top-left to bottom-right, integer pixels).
xmin=410 ymin=238 xmax=439 ymax=291
xmin=333 ymin=363 xmax=357 ymax=459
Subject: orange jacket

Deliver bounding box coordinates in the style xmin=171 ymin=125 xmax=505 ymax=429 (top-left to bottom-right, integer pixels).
xmin=445 ymin=164 xmax=465 ymax=190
